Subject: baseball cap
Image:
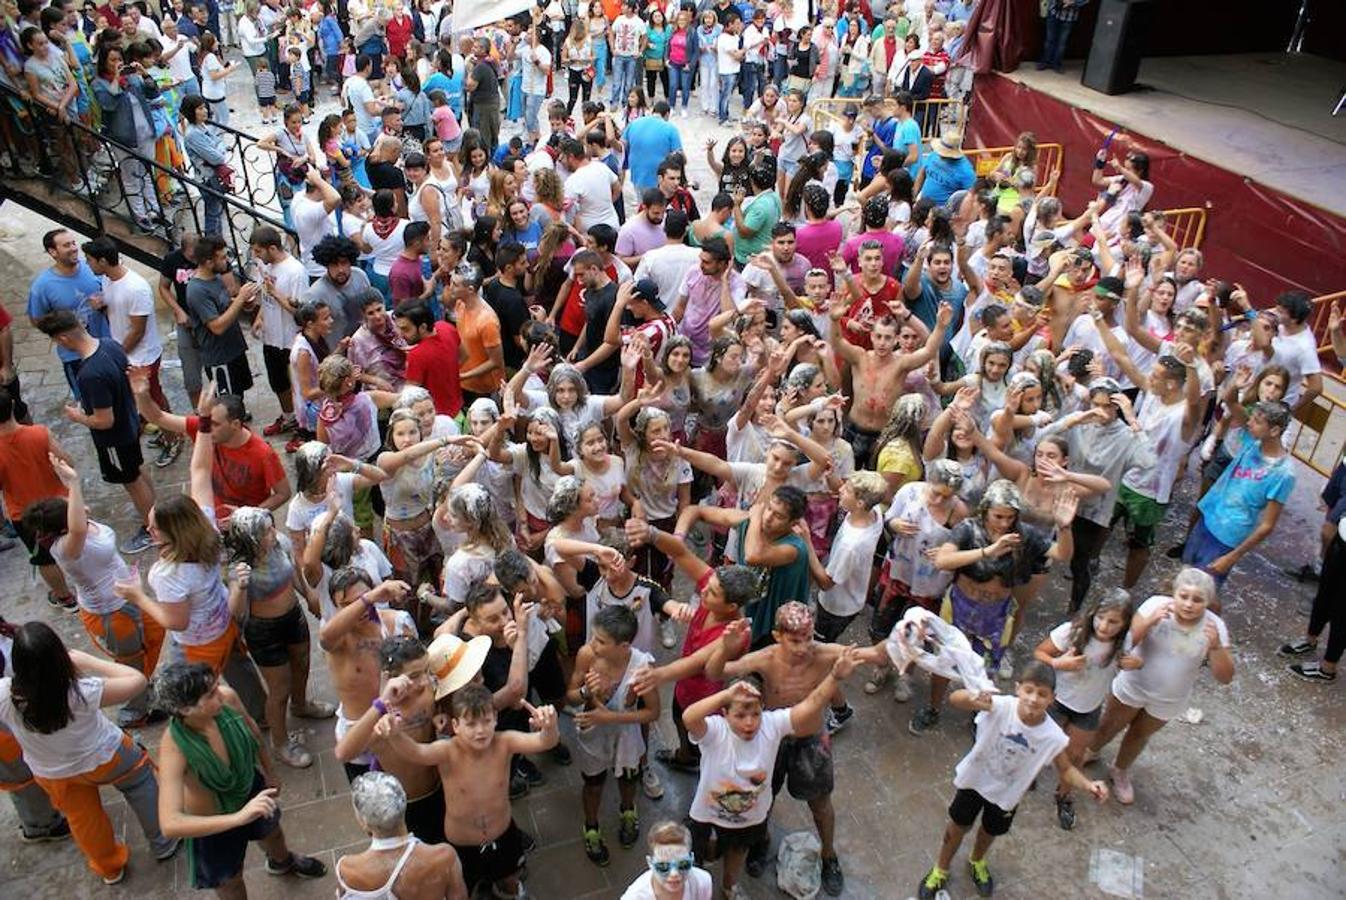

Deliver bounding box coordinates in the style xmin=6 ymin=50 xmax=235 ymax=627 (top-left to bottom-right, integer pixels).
xmin=631 ymin=278 xmax=666 ymax=311
xmin=1094 ymin=276 xmax=1125 ymax=300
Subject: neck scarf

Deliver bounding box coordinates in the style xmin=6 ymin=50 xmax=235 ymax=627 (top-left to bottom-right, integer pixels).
xmin=371 ymin=214 xmax=401 ymax=240
xmin=169 ymin=706 xmax=258 ymax=814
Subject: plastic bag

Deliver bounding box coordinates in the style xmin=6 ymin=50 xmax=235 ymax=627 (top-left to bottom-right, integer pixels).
xmin=884 ymin=606 xmax=997 ymax=695
xmin=776 ymin=830 xmax=822 ymax=900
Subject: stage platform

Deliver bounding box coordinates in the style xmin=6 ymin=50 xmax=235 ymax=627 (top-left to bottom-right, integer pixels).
xmin=1003 ymin=52 xmax=1346 ymax=218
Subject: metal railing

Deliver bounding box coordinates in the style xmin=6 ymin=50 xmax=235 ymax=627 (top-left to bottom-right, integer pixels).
xmin=969 ymin=143 xmax=1065 ymax=193
xmin=1159 ymin=206 xmax=1208 ymax=250
xmin=1308 ymin=290 xmax=1345 ymax=364
xmin=1289 ymin=371 xmax=1346 ymax=477
xmin=0 ymin=82 xmax=293 ymax=267
xmin=807 ymin=96 xmax=968 ymax=145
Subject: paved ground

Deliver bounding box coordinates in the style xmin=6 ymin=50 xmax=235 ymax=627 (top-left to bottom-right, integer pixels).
xmin=1 ymin=61 xmax=1344 ymax=900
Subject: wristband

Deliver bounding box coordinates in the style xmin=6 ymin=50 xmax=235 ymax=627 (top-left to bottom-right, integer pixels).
xmin=372 ymin=698 xmax=388 ymax=716
xmin=197 ymin=417 xmax=213 ymax=434
xmin=1094 ymin=158 xmax=1106 ymax=170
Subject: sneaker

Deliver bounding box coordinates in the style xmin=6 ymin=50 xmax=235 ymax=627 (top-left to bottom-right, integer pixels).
xmin=893 ymin=673 xmax=913 ymax=703
xmin=509 ymin=771 xmax=530 ymax=799
xmin=909 ymin=706 xmax=940 ymax=736
xmin=147 ymin=430 xmax=165 ymax=449
xmin=968 ymin=858 xmax=995 ymax=897
xmin=277 ymin=737 xmax=313 ymax=768
xmin=618 ymin=808 xmax=640 ymax=848
xmin=102 ymin=868 xmax=127 ymax=886
xmin=917 ymin=866 xmax=948 ymax=900
xmin=153 ymin=837 xmax=182 ymax=861
xmin=516 ymin=757 xmax=545 ymax=786
xmin=265 ymin=853 xmax=327 ymax=878
xmin=291 ymin=700 xmax=336 ymax=719
xmin=19 ymin=819 xmax=71 ymax=843
xmin=825 ymin=704 xmax=854 ymax=735
xmin=549 ymin=741 xmax=573 ymax=766
xmin=263 ymin=415 xmax=294 ymax=437
xmin=1278 ymin=638 xmax=1317 ymax=657
xmin=1289 ymin=661 xmax=1338 ymax=683
xmin=1110 ymin=765 xmax=1135 ymax=805
xmin=642 ymin=764 xmax=664 ymax=799
xmin=997 ymin=649 xmax=1015 ymax=682
xmin=1055 ymin=794 xmax=1076 ymax=831
xmin=284 ymin=436 xmax=305 ymax=454
xmin=820 ymin=856 xmax=845 ymax=896
xmin=862 ymin=667 xmax=890 ymax=694
xmin=154 ymin=439 xmax=184 ymax=468
xmin=660 ymin=617 xmax=679 ymax=649
xmin=119 ymin=527 xmax=153 ymax=555
xmin=583 ymin=827 xmax=610 ymax=866
xmin=654 ymin=748 xmax=700 ymax=774
xmin=47 ymin=592 xmax=77 ymax=612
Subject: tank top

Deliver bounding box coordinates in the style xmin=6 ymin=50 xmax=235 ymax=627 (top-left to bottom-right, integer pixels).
xmin=289 ymin=334 xmax=320 ymax=431
xmin=336 ymin=837 xmax=419 ymax=900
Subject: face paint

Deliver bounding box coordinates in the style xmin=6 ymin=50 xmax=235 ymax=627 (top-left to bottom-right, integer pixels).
xmin=648 ymin=845 xmax=695 ymax=884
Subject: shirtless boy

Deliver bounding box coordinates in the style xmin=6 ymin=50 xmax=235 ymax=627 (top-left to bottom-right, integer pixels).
xmin=383 ymin=684 xmax=559 ymax=899
xmin=154 ymin=663 xmax=326 ymax=897
xmin=830 ymin=296 xmax=951 ymax=466
xmin=706 ymin=602 xmax=886 ymax=896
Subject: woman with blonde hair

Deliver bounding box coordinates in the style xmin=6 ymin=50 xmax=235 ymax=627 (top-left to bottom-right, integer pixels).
xmin=530 ymin=166 xmax=566 ymax=227
xmin=484 ymin=167 xmax=518 ymax=220
xmin=439 ymin=483 xmax=515 ymax=605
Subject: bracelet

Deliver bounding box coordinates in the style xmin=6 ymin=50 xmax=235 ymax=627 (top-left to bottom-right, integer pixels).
xmin=372 ymin=698 xmax=388 ymax=716
xmin=197 ymin=417 xmax=213 ymax=434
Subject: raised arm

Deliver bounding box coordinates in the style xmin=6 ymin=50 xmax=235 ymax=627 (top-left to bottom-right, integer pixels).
xmin=789 ymin=647 xmax=857 ymax=736
xmin=188 ymin=381 xmax=218 ymax=510
xmin=50 ymin=455 xmax=90 ymax=557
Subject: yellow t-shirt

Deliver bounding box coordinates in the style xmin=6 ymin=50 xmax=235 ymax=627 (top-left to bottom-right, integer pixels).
xmin=876 ymin=439 xmax=922 ymax=485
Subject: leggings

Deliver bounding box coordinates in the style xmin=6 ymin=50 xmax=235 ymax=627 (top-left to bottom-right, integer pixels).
xmin=1309 ymin=535 xmax=1346 ymax=664
xmin=1070 ymin=517 xmax=1110 ymax=613
xmin=644 ymin=65 xmax=668 ymax=99
xmin=567 ymin=68 xmax=592 ymax=113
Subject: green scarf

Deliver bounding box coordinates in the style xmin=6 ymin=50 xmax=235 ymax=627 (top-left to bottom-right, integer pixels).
xmin=169 ymin=706 xmax=259 ymax=815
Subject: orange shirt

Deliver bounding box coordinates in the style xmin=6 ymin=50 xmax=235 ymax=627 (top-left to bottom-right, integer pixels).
xmin=0 ymin=425 xmax=67 ymax=520
xmin=455 ymin=299 xmax=503 ymax=394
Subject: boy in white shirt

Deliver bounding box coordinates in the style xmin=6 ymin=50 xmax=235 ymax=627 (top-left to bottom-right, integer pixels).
xmin=916 ymin=661 xmax=1108 ymax=899
xmin=814 ymin=472 xmax=887 ymax=643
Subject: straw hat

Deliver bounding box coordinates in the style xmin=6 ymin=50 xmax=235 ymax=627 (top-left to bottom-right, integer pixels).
xmin=931 ymin=131 xmax=965 ymax=159
xmin=426 ymin=633 xmax=492 ymax=700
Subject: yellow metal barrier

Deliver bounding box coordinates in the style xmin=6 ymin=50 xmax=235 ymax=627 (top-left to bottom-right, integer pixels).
xmin=809 ymin=97 xmax=865 ymax=132
xmin=912 ymin=98 xmax=967 ymax=142
xmin=1290 ymin=371 xmax=1346 ymax=477
xmin=969 ymin=143 xmax=1064 ymax=192
xmin=1159 ymin=206 xmax=1208 ymax=250
xmin=1308 ymin=290 xmax=1345 ymax=362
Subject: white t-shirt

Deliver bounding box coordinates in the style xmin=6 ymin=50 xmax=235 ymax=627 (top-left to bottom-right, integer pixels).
xmin=1047 ymin=621 xmax=1120 ymax=715
xmin=519 ymin=43 xmax=551 ymax=96
xmin=52 ymin=522 xmax=132 ymax=616
xmin=1271 ymin=329 xmax=1322 ymax=405
xmin=285 ymin=473 xmax=358 ymax=536
xmin=611 ymin=14 xmax=647 ymax=56
xmin=623 ymin=447 xmax=691 ymax=521
xmin=564 ymin=162 xmax=621 ymax=231
xmin=0 ymin=677 xmax=125 ymax=778
xmin=360 ymin=219 xmax=409 ymax=277
xmin=201 ymin=53 xmax=227 ymax=100
xmin=1112 ymin=595 xmax=1229 ymax=711
xmin=953 ymin=695 xmax=1069 ymax=811
xmin=520 ymin=391 xmax=610 ymax=451
xmin=510 ymin=443 xmax=562 ymax=521
xmin=344 ymin=75 xmax=378 ymax=134
xmin=102 ymin=269 xmax=162 ymax=366
xmin=291 ymin=194 xmax=334 ymax=277
xmin=160 ymin=34 xmax=198 ymax=85
xmin=259 ymin=254 xmax=306 ymax=348
xmin=443 ymin=544 xmax=496 ymax=605
xmin=581 ymin=456 xmax=626 ymax=521
xmin=586 ymin=574 xmax=667 ymax=655
xmin=316 ymin=537 xmax=394 ymax=620
xmin=884 ymin=483 xmax=956 ymax=599
xmin=147 ymin=557 xmax=232 ymax=647
xmin=1121 ymin=394 xmax=1187 ymax=504
xmin=1062 ymin=314 xmax=1135 ymax=389
xmin=620 ymin=868 xmax=714 ymax=900
xmin=633 ymin=244 xmax=701 ymax=312
xmin=819 ymin=508 xmax=884 ymax=618
xmin=716 ymin=32 xmax=743 ymax=75
xmin=689 ymin=707 xmax=793 ymax=828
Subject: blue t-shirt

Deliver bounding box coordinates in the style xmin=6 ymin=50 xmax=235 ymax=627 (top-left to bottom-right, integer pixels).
xmin=896 ymin=117 xmax=923 ymax=175
xmin=1197 ymin=431 xmax=1296 ymax=547
xmin=501 ymin=219 xmax=544 ymax=257
xmin=862 ymin=116 xmax=897 ymax=179
xmin=623 ymin=116 xmax=683 ymax=191
xmin=424 ymin=70 xmax=464 ymax=118
xmin=27 ymin=262 xmax=110 ymax=362
xmin=919 ymin=154 xmax=976 ymax=205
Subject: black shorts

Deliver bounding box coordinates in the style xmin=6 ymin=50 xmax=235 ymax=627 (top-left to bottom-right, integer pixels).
xmin=451 ymin=818 xmax=526 ymax=892
xmin=206 ymin=354 xmax=255 ymax=398
xmin=949 ymin=787 xmax=1016 ymax=837
xmin=1048 ymin=698 xmax=1101 ymax=731
xmin=13 ymin=516 xmax=55 ymax=567
xmin=242 ymin=603 xmax=309 ymax=668
xmin=813 ymin=607 xmax=858 ymax=644
xmin=771 ymin=732 xmax=834 ymax=802
xmin=95 ymin=441 xmax=145 ymax=485
xmin=262 ymin=344 xmax=293 ymax=396
xmin=404 ymin=783 xmax=447 ymax=845
xmin=190 ymin=772 xmax=280 ymax=889
xmin=688 ymin=817 xmax=768 ymax=863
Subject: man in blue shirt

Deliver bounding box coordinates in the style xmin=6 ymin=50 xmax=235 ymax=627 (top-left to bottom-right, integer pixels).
xmin=914 ymin=131 xmax=975 ymax=205
xmin=27 ymin=228 xmax=110 ymax=401
xmin=893 ymin=90 xmax=923 ymax=175
xmin=623 ymin=100 xmax=683 ymax=192
xmin=860 ymin=94 xmax=896 ymax=184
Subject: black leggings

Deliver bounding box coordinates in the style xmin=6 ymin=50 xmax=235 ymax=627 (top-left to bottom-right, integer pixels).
xmin=567 ymin=69 xmax=592 ymax=113
xmin=1070 ymin=517 xmax=1110 ymax=613
xmin=1309 ymin=535 xmax=1346 ymax=664
xmin=645 ymin=66 xmax=668 ymax=99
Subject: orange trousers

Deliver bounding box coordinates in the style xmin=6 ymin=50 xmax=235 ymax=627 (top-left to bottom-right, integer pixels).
xmin=78 ymin=604 xmax=166 ymax=677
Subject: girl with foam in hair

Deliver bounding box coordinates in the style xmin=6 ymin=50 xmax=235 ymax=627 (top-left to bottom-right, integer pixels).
xmin=222 ymin=507 xmax=332 ymax=769
xmin=933 ymin=340 xmax=1015 ymax=432
xmin=509 ymin=406 xmax=576 ymax=557
xmin=378 ymin=408 xmax=465 ymax=598
xmin=446 ymin=396 xmax=518 ymax=528
xmin=686 ymin=333 xmax=755 ymax=480
xmin=440 ymin=483 xmax=515 ymax=607
xmin=543 ymin=475 xmax=613 ymax=602
xmin=283 ymin=439 xmax=389 ymax=569
xmin=874 ymin=394 xmax=928 ymax=498
xmin=315 ymin=355 xmax=402 ymax=532
xmin=508 ymin=349 xmax=632 ymax=451
xmin=923 ymin=386 xmax=992 ymax=508
xmin=300 ymin=506 xmax=393 ymax=621
xmin=575 ymin=421 xmax=627 ymax=531
xmin=617 ymin=389 xmax=693 ymax=596
xmin=788 ymin=398 xmax=853 ymax=560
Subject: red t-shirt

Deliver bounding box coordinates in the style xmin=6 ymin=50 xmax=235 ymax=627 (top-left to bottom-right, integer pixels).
xmin=185 ymin=417 xmax=287 ymax=519
xmin=674 ymin=571 xmax=750 ymax=709
xmin=558 ymin=261 xmax=621 ymax=338
xmin=842 ymin=276 xmax=900 ymax=351
xmin=0 ymin=304 xmax=12 ymax=330
xmin=0 ymin=425 xmax=66 ymax=520
xmin=406 ymin=321 xmax=463 ymax=416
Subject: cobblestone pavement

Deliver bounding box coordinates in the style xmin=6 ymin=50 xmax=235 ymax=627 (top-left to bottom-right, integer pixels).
xmin=0 ymin=64 xmax=1343 ymax=900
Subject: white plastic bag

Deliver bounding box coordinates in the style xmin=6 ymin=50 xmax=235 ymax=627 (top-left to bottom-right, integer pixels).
xmin=776 ymin=831 xmax=822 ymax=900
xmin=884 ymin=607 xmax=997 ymax=695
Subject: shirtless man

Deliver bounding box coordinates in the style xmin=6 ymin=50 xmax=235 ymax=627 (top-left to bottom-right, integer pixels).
xmin=336 ymin=771 xmax=469 ymax=900
xmin=318 ymin=567 xmax=416 ymax=782
xmin=154 ymin=663 xmax=327 ymax=898
xmin=383 ymin=684 xmax=559 ymax=900
xmin=705 ymin=602 xmax=886 ymax=896
xmin=830 ymin=298 xmax=951 ymax=467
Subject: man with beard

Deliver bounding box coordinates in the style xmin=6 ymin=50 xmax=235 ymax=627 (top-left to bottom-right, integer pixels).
xmin=304 ymin=236 xmax=374 ymax=340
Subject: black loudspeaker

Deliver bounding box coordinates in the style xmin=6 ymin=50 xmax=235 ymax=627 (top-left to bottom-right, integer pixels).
xmin=1082 ymin=0 xmax=1154 ymax=95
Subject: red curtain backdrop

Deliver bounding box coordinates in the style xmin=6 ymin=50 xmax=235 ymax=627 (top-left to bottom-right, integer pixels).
xmin=967 ymin=74 xmax=1346 ymax=304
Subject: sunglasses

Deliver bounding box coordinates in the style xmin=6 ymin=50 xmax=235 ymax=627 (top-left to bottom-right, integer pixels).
xmin=648 ymin=855 xmax=694 ymax=876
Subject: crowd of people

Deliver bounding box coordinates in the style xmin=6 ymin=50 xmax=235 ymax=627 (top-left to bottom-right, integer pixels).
xmin=2 ymin=0 xmax=1346 ymax=899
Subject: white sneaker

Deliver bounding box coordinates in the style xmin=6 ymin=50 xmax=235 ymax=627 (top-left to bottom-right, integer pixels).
xmin=680 ymin=107 xmax=688 ymax=119
xmin=893 ymin=673 xmax=913 ymax=703
xmin=642 ymin=765 xmax=664 ymax=799
xmin=997 ymin=649 xmax=1015 ymax=682
xmin=660 ymin=617 xmax=679 ymax=649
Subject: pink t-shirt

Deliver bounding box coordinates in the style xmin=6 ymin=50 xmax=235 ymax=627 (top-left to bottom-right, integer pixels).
xmin=669 ymin=29 xmax=689 ymax=66
xmin=796 ymin=220 xmax=844 ymax=273
xmin=432 ymin=104 xmax=461 ymax=142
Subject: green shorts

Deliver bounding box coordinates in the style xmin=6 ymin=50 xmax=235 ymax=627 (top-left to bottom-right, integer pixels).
xmin=1111 ymin=485 xmax=1167 ymax=547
